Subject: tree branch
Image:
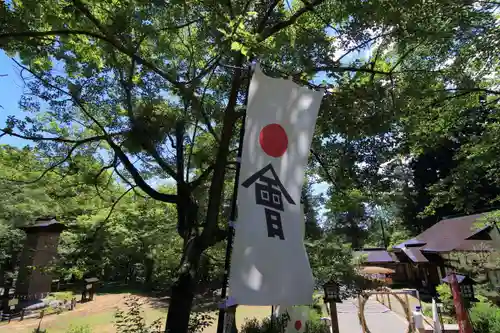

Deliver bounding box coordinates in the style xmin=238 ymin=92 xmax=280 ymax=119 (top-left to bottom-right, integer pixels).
xmin=107 ymin=140 xmax=177 ymax=203
xmin=258 ymin=0 xmax=325 ymax=42
xmin=72 ymin=0 xmax=219 ymax=150
xmin=186 ymin=119 xmax=200 ymax=183
xmin=1 ymin=27 xmax=200 ymax=108
xmin=93 ymin=155 xmax=118 ymax=200
xmin=71 ymin=0 xmax=185 ymax=89
xmin=1 ymin=140 xmax=91 ymax=185
xmin=390 ymin=40 xmax=427 ymax=73
xmin=90 ymin=186 xmax=136 ymax=240
xmin=2 ymin=27 xmax=181 ymax=87
xmin=159 ymin=17 xmax=204 ymax=31
xmin=189 ymin=165 xmax=214 ymax=190
xmin=336 ymin=31 xmax=392 ymax=63
xmin=187 ymin=66 xmax=219 ymax=173
xmin=307 ymin=65 xmax=392 ymax=76
xmin=200 ymin=54 xmax=244 ymax=248
xmin=3 ymin=25 xmax=218 ymax=149
xmin=113 ymin=165 xmax=146 ymax=199
xmin=0 ymin=128 xmax=111 ymax=144
xmin=310 ymin=148 xmax=336 ymax=184
xmin=429 ymin=88 xmax=500 ymax=107
xmin=438 ymin=88 xmax=500 ymax=95
xmin=256 ymin=0 xmax=281 ymax=33
xmin=0 ymin=29 xmax=108 ymax=43
xmin=9 ymin=58 xmax=174 ymax=202
xmin=141 ymin=142 xmax=179 ymax=182
xmin=11 ymin=58 xmax=110 ymax=136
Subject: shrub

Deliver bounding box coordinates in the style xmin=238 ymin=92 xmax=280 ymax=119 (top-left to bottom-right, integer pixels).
xmin=47 ymin=292 xmax=74 ymax=302
xmin=436 ymin=283 xmax=455 ymax=316
xmin=114 ymin=296 xmax=163 ymax=333
xmin=469 ymin=301 xmax=500 ymax=333
xmin=32 ymin=329 xmax=47 ymax=333
xmin=239 ymin=311 xmax=329 ymax=333
xmin=66 ymin=325 xmax=92 ymax=333
xmin=310 ymin=294 xmax=323 ymax=315
xmin=188 ymin=311 xmax=215 ymax=333
xmin=421 ymin=302 xmax=432 ymax=318
xmin=420 ymin=301 xmax=455 ymax=324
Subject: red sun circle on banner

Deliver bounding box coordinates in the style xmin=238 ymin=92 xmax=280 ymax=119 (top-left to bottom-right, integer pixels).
xmin=294 ymin=320 xmax=302 ymax=331
xmin=259 ymin=123 xmax=288 ymax=157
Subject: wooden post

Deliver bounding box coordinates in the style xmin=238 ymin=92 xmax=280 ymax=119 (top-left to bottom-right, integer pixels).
xmin=387 ymin=293 xmax=392 ymax=310
xmin=358 ymin=295 xmax=366 ymax=333
xmin=449 ymin=273 xmax=473 ymax=333
xmin=327 ymin=301 xmax=340 ymax=333
xmin=222 ymin=305 xmax=237 ymax=333
xmin=404 ymin=293 xmax=413 ymax=331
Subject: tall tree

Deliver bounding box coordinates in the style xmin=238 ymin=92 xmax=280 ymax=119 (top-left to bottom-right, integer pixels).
xmin=312 ymin=0 xmax=500 ymax=240
xmin=301 ymin=177 xmax=323 ymax=240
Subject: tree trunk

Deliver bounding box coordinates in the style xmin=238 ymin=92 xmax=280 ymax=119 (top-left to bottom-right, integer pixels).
xmin=165 ymin=270 xmax=196 ymax=333
xmin=165 ymin=55 xmax=243 ymax=332
xmin=164 ymin=238 xmax=202 ymax=333
xmin=144 ymin=257 xmax=154 ymax=288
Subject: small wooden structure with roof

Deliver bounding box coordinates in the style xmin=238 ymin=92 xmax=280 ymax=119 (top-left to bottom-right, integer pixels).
xmin=15 ymin=217 xmax=67 ymax=301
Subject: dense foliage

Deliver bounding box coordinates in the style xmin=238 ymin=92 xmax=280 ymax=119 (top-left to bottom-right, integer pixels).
xmin=470 ymin=301 xmax=500 ymax=333
xmin=1 ymin=0 xmax=500 ymax=332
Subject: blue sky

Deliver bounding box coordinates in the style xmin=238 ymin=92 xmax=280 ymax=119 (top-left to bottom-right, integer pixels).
xmin=0 ymin=51 xmax=27 ymax=147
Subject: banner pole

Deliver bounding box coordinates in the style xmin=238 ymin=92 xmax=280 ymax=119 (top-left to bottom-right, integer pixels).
xmin=216 ymin=64 xmax=252 ymax=333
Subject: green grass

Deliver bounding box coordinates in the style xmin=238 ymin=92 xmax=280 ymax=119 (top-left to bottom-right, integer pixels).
xmin=2 ymin=292 xmax=272 ymax=333
xmin=9 ymin=303 xmax=167 ymax=333
xmin=38 ymin=311 xmax=116 ymax=332
xmin=45 ymin=291 xmax=76 ymax=302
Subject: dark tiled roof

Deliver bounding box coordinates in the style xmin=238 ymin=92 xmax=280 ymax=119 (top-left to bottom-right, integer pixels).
xmin=394 ymin=213 xmax=495 ymax=253
xmin=355 ymin=249 xmax=399 ymax=263
xmin=393 ymin=238 xmax=427 ymax=249
xmin=30 ymin=217 xmax=60 ymax=227
xmin=466 ymin=225 xmax=493 ymax=240
xmin=20 ymin=217 xmax=66 ymax=233
xmin=401 ymin=247 xmax=429 ymax=263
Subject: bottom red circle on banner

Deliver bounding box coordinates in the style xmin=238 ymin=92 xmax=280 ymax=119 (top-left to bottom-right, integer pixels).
xmin=294 ymin=320 xmax=302 ymax=330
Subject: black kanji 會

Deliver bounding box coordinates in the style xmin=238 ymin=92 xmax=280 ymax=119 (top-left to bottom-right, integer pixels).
xmin=255 ymin=175 xmax=284 ymax=211
xmin=264 ymin=208 xmax=285 ymax=240
xmin=242 ymin=164 xmax=295 ymax=240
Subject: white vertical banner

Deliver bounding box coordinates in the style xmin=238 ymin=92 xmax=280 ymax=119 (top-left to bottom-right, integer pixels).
xmin=274 ymin=305 xmax=309 ymax=333
xmin=229 ymin=64 xmax=324 ymax=306
xmin=432 ymin=298 xmax=442 ymax=333
xmin=285 ymin=306 xmax=309 ymax=333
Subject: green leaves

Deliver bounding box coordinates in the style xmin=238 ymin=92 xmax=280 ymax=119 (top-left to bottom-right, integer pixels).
xmin=230 ymin=41 xmax=250 ymax=56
